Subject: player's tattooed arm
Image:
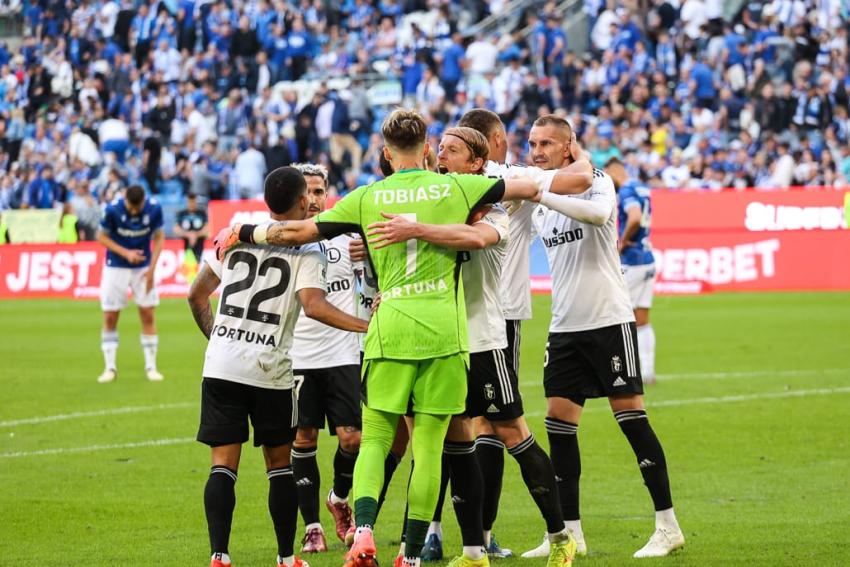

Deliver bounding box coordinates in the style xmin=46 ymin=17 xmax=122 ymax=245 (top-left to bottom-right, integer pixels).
xmin=214 ymin=220 xmax=322 ymax=260
xmin=187 ymin=264 xmax=221 ymax=339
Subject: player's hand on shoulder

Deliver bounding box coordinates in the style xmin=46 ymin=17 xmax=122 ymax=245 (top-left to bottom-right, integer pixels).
xmin=366 ymin=212 xmax=418 ymax=249
xmin=213 ymin=223 xmax=242 ymax=261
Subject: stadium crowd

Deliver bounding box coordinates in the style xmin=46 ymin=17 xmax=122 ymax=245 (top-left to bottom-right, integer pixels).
xmin=1 ymin=0 xmax=849 ymax=239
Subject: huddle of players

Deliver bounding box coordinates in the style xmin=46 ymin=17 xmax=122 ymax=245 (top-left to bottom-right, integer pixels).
xmin=189 ymin=107 xmax=680 ymax=567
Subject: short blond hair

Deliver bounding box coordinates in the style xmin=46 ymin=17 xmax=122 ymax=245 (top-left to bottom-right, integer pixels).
xmin=382 ymin=108 xmax=428 ymax=151
xmin=443 ymin=126 xmax=490 ymax=165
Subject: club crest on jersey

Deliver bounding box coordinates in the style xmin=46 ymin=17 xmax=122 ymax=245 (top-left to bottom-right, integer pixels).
xmin=143 ymin=214 xmax=150 ymax=225
xmin=326 ymin=248 xmax=341 ymax=263
xmin=611 ymin=355 xmax=623 ymax=373
xmin=484 ymin=383 xmax=495 ymax=400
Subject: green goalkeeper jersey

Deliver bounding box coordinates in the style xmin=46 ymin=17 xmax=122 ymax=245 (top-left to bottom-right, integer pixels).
xmin=315 ymin=168 xmax=505 ymax=361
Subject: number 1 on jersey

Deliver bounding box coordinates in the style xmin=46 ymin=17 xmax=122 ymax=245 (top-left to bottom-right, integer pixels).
xmin=400 ymin=213 xmax=417 ymax=276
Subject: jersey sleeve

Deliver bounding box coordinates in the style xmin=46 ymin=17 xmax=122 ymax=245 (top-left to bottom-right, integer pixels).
xmin=451 ymin=174 xmax=505 ymax=211
xmin=100 ymin=206 xmax=116 ymax=232
xmin=294 ymin=248 xmax=328 ymax=292
xmin=619 ymin=187 xmax=641 ymax=211
xmin=205 ymin=254 xmax=223 ymax=279
xmin=150 ymin=203 xmax=164 ymax=230
xmin=314 ymin=191 xmax=362 ymax=239
xmin=524 ymin=165 xmax=557 ymax=193
xmin=476 ymin=204 xmax=509 ymax=244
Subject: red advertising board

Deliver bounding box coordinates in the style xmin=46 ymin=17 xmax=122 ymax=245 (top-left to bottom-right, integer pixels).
xmin=208 ymin=197 xmax=339 ymax=235
xmin=650 ymin=189 xmax=850 ymax=293
xmin=1 ymin=189 xmax=848 ymax=299
xmin=0 ymin=240 xmax=203 ymax=298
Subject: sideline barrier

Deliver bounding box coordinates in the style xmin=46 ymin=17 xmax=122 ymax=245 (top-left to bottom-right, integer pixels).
xmin=0 ymin=241 xmax=203 ymax=298
xmin=530 ymin=188 xmax=850 ymax=294
xmin=2 ymin=189 xmax=848 ymax=298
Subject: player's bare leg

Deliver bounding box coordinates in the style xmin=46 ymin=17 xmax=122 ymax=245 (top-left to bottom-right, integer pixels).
xmin=98 ymin=310 xmax=120 ymax=383
xmin=206 ymin=444 xmax=242 ymax=567
xmin=634 ymin=308 xmax=656 ymax=385
xmin=608 ymin=395 xmax=683 ymax=557
xmin=138 ymin=306 xmax=162 ymax=381
xmin=472 ymin=418 xmax=510 ymax=558
xmin=263 ymin=443 xmax=306 ymax=567
xmin=292 ymin=427 xmax=328 ymax=552
xmin=522 ymin=397 xmax=585 ymax=558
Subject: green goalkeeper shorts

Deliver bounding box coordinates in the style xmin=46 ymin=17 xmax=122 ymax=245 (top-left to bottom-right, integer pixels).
xmin=362 ymin=354 xmax=468 ymax=415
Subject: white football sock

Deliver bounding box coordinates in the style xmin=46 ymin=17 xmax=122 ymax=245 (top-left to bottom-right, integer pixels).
xmin=355 ymin=525 xmax=372 ymax=541
xmin=212 ymin=552 xmax=231 ymax=564
xmin=397 ymin=542 xmax=406 ymax=556
xmin=426 ymin=521 xmax=442 ymax=538
xmin=277 ymin=554 xmax=295 ymax=566
xmin=305 ymin=522 xmax=322 ymax=532
xmin=463 ymin=546 xmax=485 ymax=560
xmin=483 ymin=529 xmax=491 ymax=547
xmin=637 ymin=324 xmax=656 ymax=380
xmin=101 ymin=330 xmax=118 ymax=370
xmin=141 ymin=334 xmax=158 ymax=370
xmin=565 ymin=520 xmax=584 ymax=539
xmin=655 ymin=507 xmax=679 ymax=531
xmin=547 ymin=528 xmax=569 ymax=543
xmin=329 ymin=490 xmax=347 ymax=505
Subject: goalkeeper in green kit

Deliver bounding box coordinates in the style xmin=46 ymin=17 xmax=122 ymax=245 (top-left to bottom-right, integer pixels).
xmin=213 ymin=109 xmax=568 ymax=567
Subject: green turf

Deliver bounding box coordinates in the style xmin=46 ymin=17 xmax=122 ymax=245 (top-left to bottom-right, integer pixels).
xmin=1 ymin=292 xmax=849 ymax=566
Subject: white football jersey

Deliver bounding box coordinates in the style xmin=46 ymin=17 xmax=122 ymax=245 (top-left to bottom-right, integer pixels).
xmin=484 ymin=160 xmax=554 ymax=321
xmin=463 ymin=205 xmax=510 ymax=353
xmin=355 ymin=258 xmax=378 ymax=352
xmin=203 ymin=243 xmax=327 ymax=389
xmin=533 ymin=168 xmax=635 ymax=333
xmin=291 ymin=234 xmax=360 ymax=369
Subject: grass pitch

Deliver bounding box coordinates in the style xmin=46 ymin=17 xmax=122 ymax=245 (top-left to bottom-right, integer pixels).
xmin=1 ymin=292 xmax=849 ymax=566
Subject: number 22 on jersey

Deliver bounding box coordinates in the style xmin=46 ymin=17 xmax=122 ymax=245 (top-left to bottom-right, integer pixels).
xmin=219 ymin=250 xmax=291 ymax=325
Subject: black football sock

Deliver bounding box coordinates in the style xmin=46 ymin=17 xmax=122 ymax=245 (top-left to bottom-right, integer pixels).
xmin=291 ymin=445 xmax=321 ymax=525
xmin=404 ymin=519 xmax=429 ymax=560
xmin=376 ymin=450 xmax=402 ymax=518
xmin=615 ymin=410 xmax=673 ymax=511
xmin=205 ymin=466 xmax=237 ymax=555
xmin=333 ymin=445 xmax=358 ymax=499
xmin=445 ymin=441 xmax=485 ymax=547
xmin=432 ymin=451 xmax=450 ymax=522
xmin=507 ymin=434 xmax=565 ymax=534
xmin=475 ymin=434 xmax=505 ymax=531
xmin=545 ymin=417 xmax=581 ymax=521
xmin=268 ymin=466 xmax=298 ymax=558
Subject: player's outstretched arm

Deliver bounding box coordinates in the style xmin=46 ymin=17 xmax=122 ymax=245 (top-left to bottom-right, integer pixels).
xmin=298 ymin=288 xmax=370 ymax=333
xmin=502 ymin=177 xmax=540 ymax=202
xmin=213 ymin=220 xmax=322 ymax=260
xmin=367 ymin=212 xmax=501 ymax=250
xmin=538 ymin=188 xmax=614 ymax=226
xmin=550 ymin=159 xmax=593 ymax=195
xmin=187 ymin=264 xmax=221 ymax=339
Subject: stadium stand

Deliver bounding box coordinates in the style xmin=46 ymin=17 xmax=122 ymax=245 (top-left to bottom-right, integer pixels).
xmin=0 ymin=0 xmax=848 ymax=240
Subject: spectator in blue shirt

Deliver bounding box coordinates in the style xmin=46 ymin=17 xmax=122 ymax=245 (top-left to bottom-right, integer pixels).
xmin=287 ymin=17 xmax=312 ymax=80
xmin=438 ymin=32 xmax=466 ymax=100
xmin=545 ymin=14 xmax=567 ymax=77
xmin=690 ymin=57 xmax=717 ymax=109
xmin=26 ymin=165 xmax=63 ymax=209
